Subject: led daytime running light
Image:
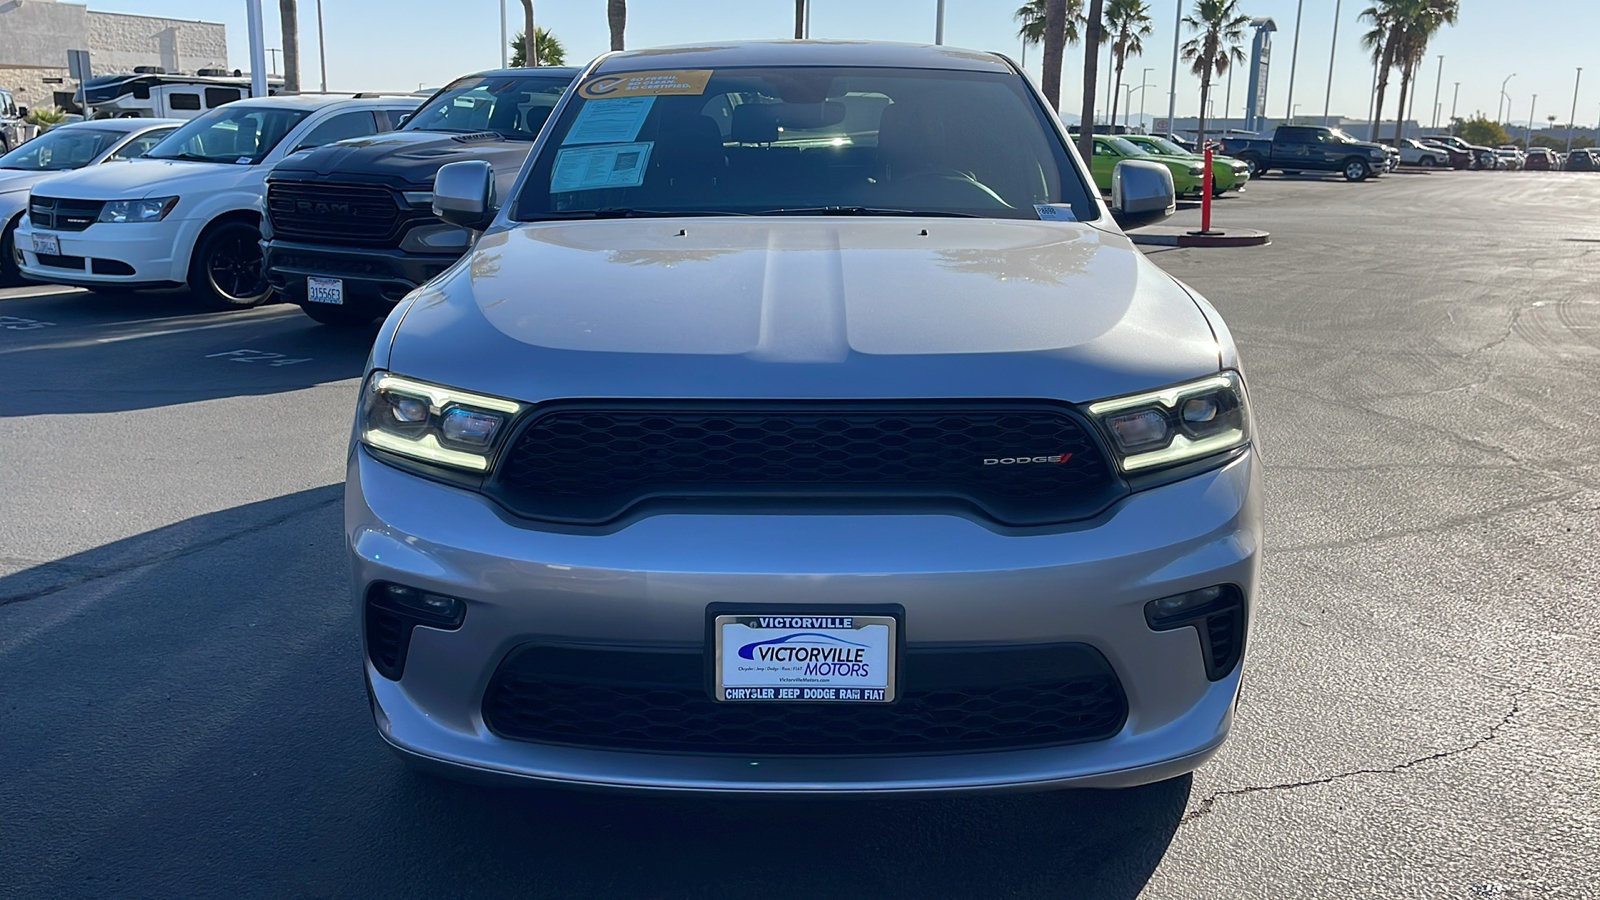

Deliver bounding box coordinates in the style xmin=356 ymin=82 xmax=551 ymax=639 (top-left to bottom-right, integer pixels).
xmin=374 ymin=374 xmax=522 ymax=415
xmin=1087 ymin=373 xmax=1237 ymax=416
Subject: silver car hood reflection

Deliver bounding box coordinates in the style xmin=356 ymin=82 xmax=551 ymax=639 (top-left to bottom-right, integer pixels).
xmin=385 ymin=218 xmax=1221 ymax=403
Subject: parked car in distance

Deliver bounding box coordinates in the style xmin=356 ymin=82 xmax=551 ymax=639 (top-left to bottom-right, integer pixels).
xmin=1564 ymin=148 xmax=1598 ymax=171
xmin=1089 ymin=134 xmax=1204 ymax=196
xmin=1 ymin=118 xmax=180 ymax=284
xmin=262 ymin=67 xmax=579 ymax=327
xmin=1522 ymin=147 xmax=1556 ymax=171
xmin=1384 ymin=138 xmax=1447 ymax=167
xmin=1421 ymin=135 xmax=1494 ymax=170
xmin=1218 ymin=125 xmax=1389 ymax=181
xmin=14 ymin=93 xmax=418 ymax=306
xmin=1416 ymin=139 xmax=1471 ymax=169
xmin=1494 ymin=148 xmax=1524 ymax=170
xmin=1121 ymin=133 xmax=1249 ymax=195
xmin=352 ymin=40 xmax=1260 ymax=795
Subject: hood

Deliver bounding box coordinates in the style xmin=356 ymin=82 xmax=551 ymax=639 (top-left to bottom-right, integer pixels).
xmin=269 ymin=130 xmax=535 ymax=193
xmin=386 ymin=218 xmax=1222 ymax=405
xmin=19 ymin=158 xmax=251 ymax=200
xmin=0 ymin=169 xmax=56 ymax=195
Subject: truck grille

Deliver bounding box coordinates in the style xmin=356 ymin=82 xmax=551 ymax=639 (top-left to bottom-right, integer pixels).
xmin=28 ymin=197 xmax=105 ymax=232
xmin=483 ymin=643 xmax=1128 ymax=756
xmin=265 ymin=180 xmax=409 ymax=245
xmin=490 ymin=401 xmax=1123 ymax=527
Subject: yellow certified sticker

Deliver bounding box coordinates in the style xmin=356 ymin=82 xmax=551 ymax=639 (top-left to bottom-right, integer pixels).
xmin=578 ymin=69 xmax=714 ymax=99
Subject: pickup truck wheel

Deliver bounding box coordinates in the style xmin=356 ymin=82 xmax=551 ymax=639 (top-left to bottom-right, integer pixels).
xmin=1241 ymin=156 xmax=1264 ymax=177
xmin=297 ymin=298 xmax=384 ymax=327
xmin=190 ymin=220 xmax=272 ymax=309
xmin=1343 ymin=159 xmax=1371 ymax=181
xmin=1419 ymin=155 xmax=1437 ymax=167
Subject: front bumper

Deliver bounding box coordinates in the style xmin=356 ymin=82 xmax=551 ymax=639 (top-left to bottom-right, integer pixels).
xmin=14 ymin=217 xmax=190 ymax=288
xmin=264 ymin=239 xmax=456 ymax=305
xmin=349 ymin=446 xmax=1263 ymax=794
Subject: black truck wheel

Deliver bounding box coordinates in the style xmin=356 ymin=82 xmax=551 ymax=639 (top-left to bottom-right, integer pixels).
xmin=1342 ymin=158 xmax=1371 ymax=181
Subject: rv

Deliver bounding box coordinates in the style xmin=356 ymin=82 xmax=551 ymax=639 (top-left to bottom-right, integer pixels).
xmin=78 ymin=67 xmax=283 ymax=120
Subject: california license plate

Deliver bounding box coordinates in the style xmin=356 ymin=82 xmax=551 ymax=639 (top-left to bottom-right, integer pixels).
xmin=713 ymin=613 xmax=897 ymax=703
xmin=31 ymin=233 xmax=60 ymax=256
xmin=306 ymin=276 xmax=343 ymax=305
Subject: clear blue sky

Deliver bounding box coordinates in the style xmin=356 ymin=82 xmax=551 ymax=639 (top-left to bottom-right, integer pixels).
xmin=96 ymin=0 xmax=1597 ymax=128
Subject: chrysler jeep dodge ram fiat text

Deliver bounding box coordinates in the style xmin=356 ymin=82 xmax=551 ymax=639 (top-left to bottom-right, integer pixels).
xmin=351 ymin=41 xmax=1262 ymax=792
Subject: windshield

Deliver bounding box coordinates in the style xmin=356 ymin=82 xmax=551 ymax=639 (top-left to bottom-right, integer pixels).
xmin=1143 ymin=136 xmax=1192 ymax=156
xmin=514 ymin=65 xmax=1094 ymax=221
xmin=1327 ymin=129 xmax=1354 ymax=143
xmin=145 ymin=106 xmax=310 ymax=164
xmin=1103 ymin=136 xmax=1147 ymax=156
xmin=404 ymin=74 xmax=570 ymax=140
xmin=0 ymin=127 xmax=123 ymax=170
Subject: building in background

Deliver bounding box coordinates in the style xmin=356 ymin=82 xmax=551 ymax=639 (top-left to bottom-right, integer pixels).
xmin=0 ymin=0 xmax=227 ymax=113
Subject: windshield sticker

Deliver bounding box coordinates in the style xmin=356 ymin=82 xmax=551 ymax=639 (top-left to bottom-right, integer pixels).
xmin=563 ymin=96 xmax=655 ymax=145
xmin=235 ymin=156 xmax=253 ymax=165
xmin=1034 ymin=204 xmax=1078 ymax=222
xmin=578 ymin=70 xmax=713 ymax=99
xmin=550 ymin=141 xmax=655 ymax=192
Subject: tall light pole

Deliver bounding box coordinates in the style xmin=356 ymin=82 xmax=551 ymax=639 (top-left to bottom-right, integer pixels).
xmin=1166 ymin=0 xmax=1180 ymax=133
xmin=499 ymin=0 xmax=507 ymax=68
xmin=1497 ymin=73 xmax=1516 ymax=124
xmin=1450 ymin=81 xmax=1460 ymax=132
xmin=935 ymin=0 xmax=945 ymax=45
xmin=267 ymin=47 xmax=281 ymax=76
xmin=1323 ymin=0 xmax=1341 ymax=120
xmin=1526 ymin=94 xmax=1537 ymax=148
xmin=1568 ymin=67 xmax=1584 ymax=153
xmin=245 ymin=0 xmax=268 ymax=98
xmin=1283 ymin=0 xmax=1303 ymax=119
xmin=1138 ymin=66 xmax=1154 ymax=129
xmin=1429 ymin=55 xmax=1443 ymax=129
xmin=317 ymin=0 xmax=328 ymax=91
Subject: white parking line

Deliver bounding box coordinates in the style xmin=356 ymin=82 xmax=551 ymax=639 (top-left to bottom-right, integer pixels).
xmin=95 ymin=318 xmax=289 ymax=344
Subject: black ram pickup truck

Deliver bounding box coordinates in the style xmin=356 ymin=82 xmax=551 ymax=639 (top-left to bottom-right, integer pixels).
xmin=262 ymin=67 xmax=578 ymax=325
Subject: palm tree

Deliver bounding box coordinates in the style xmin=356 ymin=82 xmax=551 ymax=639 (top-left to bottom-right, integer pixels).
xmin=519 ymin=0 xmax=538 ymax=66
xmin=1180 ymin=0 xmax=1250 ymax=147
xmin=1105 ymin=0 xmax=1153 ymax=131
xmin=1389 ymin=0 xmax=1458 ymax=143
xmin=279 ymin=0 xmax=300 ymax=92
xmin=1360 ymin=1 xmax=1402 ymax=141
xmin=511 ymin=28 xmax=566 ymax=67
xmin=795 ymin=0 xmax=806 ymax=39
xmin=1039 ymin=0 xmax=1071 ymax=111
xmin=1015 ymin=0 xmax=1083 ymax=53
xmin=1077 ymin=0 xmax=1104 ymax=160
xmin=608 ymin=0 xmax=627 ymax=51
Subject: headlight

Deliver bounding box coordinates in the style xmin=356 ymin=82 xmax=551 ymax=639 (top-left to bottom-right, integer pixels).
xmin=358 ymin=372 xmax=522 ymax=472
xmin=1187 ymin=166 xmax=1204 ymax=176
xmin=98 ymin=196 xmax=178 ymax=223
xmin=1087 ymin=371 xmax=1251 ymax=473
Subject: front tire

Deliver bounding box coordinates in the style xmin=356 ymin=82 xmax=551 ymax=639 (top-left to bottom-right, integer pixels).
xmin=0 ymin=216 xmax=20 ymax=286
xmin=1241 ymin=155 xmax=1264 ymax=178
xmin=1343 ymin=159 xmax=1371 ymax=181
xmin=1419 ymin=155 xmax=1437 ymax=167
xmin=189 ymin=220 xmax=272 ymax=309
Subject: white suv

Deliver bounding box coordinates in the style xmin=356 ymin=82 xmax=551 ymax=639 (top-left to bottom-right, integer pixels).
xmin=15 ymin=94 xmax=418 ymax=308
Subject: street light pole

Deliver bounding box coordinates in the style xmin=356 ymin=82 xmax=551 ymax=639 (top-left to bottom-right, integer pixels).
xmin=244 ymin=0 xmax=268 ymax=98
xmin=1450 ymin=81 xmax=1460 ymax=132
xmin=1429 ymin=55 xmax=1443 ymax=129
xmin=1497 ymin=73 xmax=1515 ymax=124
xmin=316 ymin=0 xmax=328 ymax=92
xmin=1138 ymin=66 xmax=1154 ymax=130
xmin=1323 ymin=0 xmax=1341 ymax=120
xmin=500 ymin=0 xmax=507 ymax=68
xmin=935 ymin=0 xmax=945 ymax=45
xmin=1568 ymin=67 xmax=1583 ymax=154
xmin=1283 ymin=0 xmax=1303 ymax=120
xmin=1166 ymin=0 xmax=1180 ymax=133
xmin=1526 ymin=94 xmax=1537 ymax=148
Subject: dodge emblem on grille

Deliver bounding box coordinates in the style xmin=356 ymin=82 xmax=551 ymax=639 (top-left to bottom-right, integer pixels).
xmin=983 ymin=453 xmax=1074 ymax=465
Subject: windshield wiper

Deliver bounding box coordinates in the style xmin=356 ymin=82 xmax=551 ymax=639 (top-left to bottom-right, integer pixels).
xmin=754 ymin=206 xmax=981 ymax=218
xmin=152 ymin=151 xmax=229 ymax=163
xmin=534 ymin=208 xmax=754 ymax=220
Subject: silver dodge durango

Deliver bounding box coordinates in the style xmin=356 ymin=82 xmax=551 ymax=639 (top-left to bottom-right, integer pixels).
xmin=348 ymin=41 xmax=1262 ymax=793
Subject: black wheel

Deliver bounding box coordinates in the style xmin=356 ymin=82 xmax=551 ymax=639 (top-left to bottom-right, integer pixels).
xmin=1342 ymin=159 xmax=1370 ymax=181
xmin=189 ymin=220 xmax=271 ymax=309
xmin=1419 ymin=155 xmax=1437 ymax=167
xmin=1241 ymin=155 xmax=1264 ymax=177
xmin=297 ymin=299 xmax=385 ymax=327
xmin=1212 ymin=185 xmax=1228 ymax=198
xmin=0 ymin=216 xmax=20 ymax=286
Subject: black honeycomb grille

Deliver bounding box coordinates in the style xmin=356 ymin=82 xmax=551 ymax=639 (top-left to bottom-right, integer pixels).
xmin=266 ymin=180 xmax=411 ymax=245
xmin=492 ymin=403 xmax=1123 ymax=526
xmin=483 ymin=643 xmax=1128 ymax=755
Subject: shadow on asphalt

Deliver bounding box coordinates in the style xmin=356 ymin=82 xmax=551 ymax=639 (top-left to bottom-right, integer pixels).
xmin=0 ymin=288 xmax=376 ymax=416
xmin=0 ymin=488 xmax=1189 ymax=899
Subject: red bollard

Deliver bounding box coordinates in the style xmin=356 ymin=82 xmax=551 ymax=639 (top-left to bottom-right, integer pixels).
xmin=1200 ymin=143 xmax=1214 ymax=234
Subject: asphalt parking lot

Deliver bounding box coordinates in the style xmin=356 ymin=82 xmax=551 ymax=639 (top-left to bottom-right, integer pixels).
xmin=2 ymin=169 xmax=1597 ymax=899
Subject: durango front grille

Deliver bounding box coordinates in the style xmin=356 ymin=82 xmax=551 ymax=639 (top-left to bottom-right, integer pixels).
xmin=265 ymin=180 xmax=414 ymax=246
xmin=28 ymin=197 xmax=105 ymax=232
xmin=484 ymin=643 xmax=1128 ymax=756
xmin=490 ymin=402 xmax=1124 ymax=527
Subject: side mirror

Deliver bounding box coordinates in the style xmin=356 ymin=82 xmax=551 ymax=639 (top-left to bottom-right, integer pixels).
xmin=1110 ymin=159 xmax=1175 ymax=230
xmin=432 ymin=160 xmax=496 ymax=230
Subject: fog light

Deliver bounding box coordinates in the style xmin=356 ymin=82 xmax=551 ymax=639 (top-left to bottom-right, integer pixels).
xmin=1146 ymin=585 xmax=1225 ymax=623
xmin=1144 ymin=585 xmax=1245 ymax=681
xmin=380 ymin=583 xmax=465 ymax=626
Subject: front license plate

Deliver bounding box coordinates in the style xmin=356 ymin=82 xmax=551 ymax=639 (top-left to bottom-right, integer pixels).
xmin=31 ymin=233 xmax=59 ymax=256
xmin=714 ymin=613 xmax=897 ymax=703
xmin=306 ymin=276 xmax=343 ymax=305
